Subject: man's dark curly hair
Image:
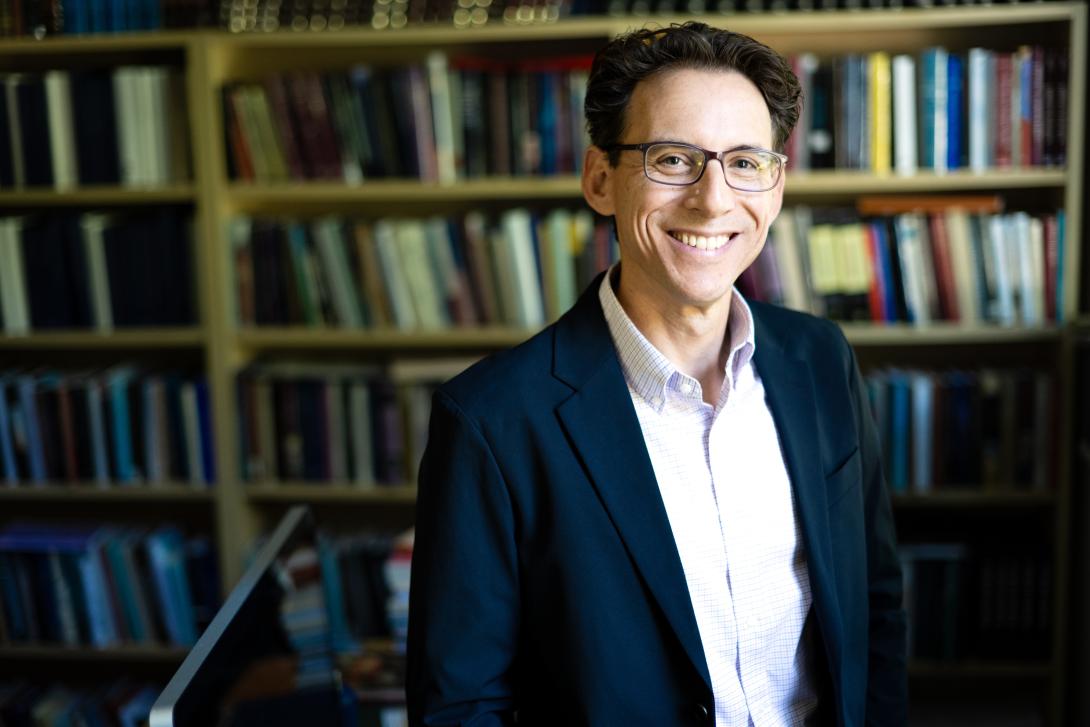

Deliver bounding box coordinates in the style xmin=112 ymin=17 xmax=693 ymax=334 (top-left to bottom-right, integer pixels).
xmin=584 ymin=22 xmax=801 ymax=165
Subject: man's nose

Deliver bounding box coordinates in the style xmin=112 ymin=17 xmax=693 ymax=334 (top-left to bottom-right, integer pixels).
xmin=685 ymin=159 xmax=738 ymax=216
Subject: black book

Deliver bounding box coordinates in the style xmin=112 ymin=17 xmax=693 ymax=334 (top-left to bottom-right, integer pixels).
xmin=387 ymin=68 xmax=419 ymax=178
xmin=0 ymin=88 xmax=14 ymax=186
xmin=69 ymin=380 xmax=94 ymax=480
xmin=62 ymin=215 xmax=94 ymax=328
xmin=251 ymin=221 xmax=286 ymax=325
xmin=72 ymin=70 xmax=121 ymax=185
xmin=15 ymin=75 xmax=53 ymax=187
xmin=879 ymin=217 xmax=910 ymax=323
xmin=22 ymin=215 xmax=76 ymax=329
xmin=808 ymin=61 xmax=836 ymax=169
xmin=35 ymin=383 xmax=61 ymax=481
xmin=297 ymin=378 xmax=326 ymax=481
xmin=459 ymin=67 xmax=488 ymax=179
xmin=165 ymin=375 xmax=188 ymax=481
xmin=103 ymin=219 xmax=137 ymax=326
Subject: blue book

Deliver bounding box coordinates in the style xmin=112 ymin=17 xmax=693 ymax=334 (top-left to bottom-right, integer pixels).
xmin=0 ymin=553 xmax=30 ymax=639
xmin=16 ymin=376 xmax=46 ymax=483
xmin=946 ymin=54 xmax=964 ymax=170
xmin=889 ymin=372 xmax=910 ymax=493
xmin=870 ymin=222 xmax=897 ymax=323
xmin=537 ymin=71 xmax=558 ymax=176
xmin=145 ymin=0 xmax=162 ymax=30
xmin=919 ymin=50 xmax=937 ymax=170
xmin=0 ymin=376 xmax=17 ymax=483
xmin=146 ymin=527 xmax=197 ymax=645
xmin=103 ymin=534 xmax=148 ymax=642
xmin=318 ymin=536 xmax=358 ymax=654
xmin=66 ymin=0 xmax=89 ymax=34
xmin=910 ymin=373 xmax=934 ymax=493
xmin=107 ymin=368 xmax=136 ymax=483
xmin=107 ymin=0 xmax=127 ymax=32
xmin=89 ymin=0 xmax=108 ymax=33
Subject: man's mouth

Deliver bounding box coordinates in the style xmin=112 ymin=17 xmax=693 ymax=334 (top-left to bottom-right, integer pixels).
xmin=669 ymin=231 xmax=739 ymax=251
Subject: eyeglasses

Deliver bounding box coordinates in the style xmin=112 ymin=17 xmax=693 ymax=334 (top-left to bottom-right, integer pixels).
xmin=606 ymin=141 xmax=788 ymax=192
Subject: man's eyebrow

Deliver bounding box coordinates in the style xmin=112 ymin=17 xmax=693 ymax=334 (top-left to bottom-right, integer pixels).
xmin=651 ymin=140 xmax=774 ymax=153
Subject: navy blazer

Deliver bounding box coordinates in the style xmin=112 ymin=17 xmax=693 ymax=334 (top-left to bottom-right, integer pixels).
xmin=407 ymin=276 xmax=907 ymax=726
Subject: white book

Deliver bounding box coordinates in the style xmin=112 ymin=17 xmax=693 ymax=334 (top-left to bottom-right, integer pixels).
xmin=967 ymin=48 xmax=992 ymax=171
xmin=806 ymin=224 xmax=840 ymax=303
xmin=1013 ymin=212 xmax=1043 ymax=325
xmin=545 ymin=208 xmax=577 ymax=317
xmin=987 ymin=214 xmax=1016 ymax=326
xmin=930 ymin=47 xmax=949 ymax=174
xmin=312 ymin=218 xmax=364 ymax=328
xmin=394 ymin=219 xmax=446 ymax=329
xmin=372 ymin=221 xmax=416 ymax=330
xmin=135 ymin=67 xmax=161 ymax=185
xmin=424 ymin=217 xmax=457 ymax=326
xmin=3 ymin=75 xmax=25 ymax=188
xmin=348 ymin=381 xmax=374 ymax=487
xmin=501 ymin=208 xmax=545 ymax=328
xmin=0 ymin=218 xmax=29 ymax=334
xmin=913 ymin=214 xmax=939 ymax=322
xmin=325 ymin=380 xmax=348 ymax=482
xmin=426 ymin=51 xmax=457 ymax=185
xmin=44 ymin=71 xmax=78 ymax=189
xmin=147 ymin=67 xmax=173 ymax=184
xmin=770 ymin=211 xmax=811 ymax=314
xmin=891 ymin=55 xmax=918 ymax=176
xmin=943 ymin=209 xmax=981 ymax=324
xmin=113 ymin=68 xmax=141 ymax=185
xmin=80 ymin=213 xmax=114 ymax=331
xmin=894 ymin=214 xmax=930 ymax=326
xmin=180 ymin=381 xmax=203 ymax=486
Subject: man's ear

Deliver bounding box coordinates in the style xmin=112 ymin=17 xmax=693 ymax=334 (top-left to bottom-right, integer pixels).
xmin=581 ymin=146 xmax=615 ymax=217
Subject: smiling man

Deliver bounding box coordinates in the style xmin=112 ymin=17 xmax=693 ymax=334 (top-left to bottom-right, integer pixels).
xmin=407 ymin=23 xmax=907 ymax=727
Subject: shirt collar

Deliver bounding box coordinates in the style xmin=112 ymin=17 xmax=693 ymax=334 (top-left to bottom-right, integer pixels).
xmin=598 ymin=264 xmax=757 ymax=411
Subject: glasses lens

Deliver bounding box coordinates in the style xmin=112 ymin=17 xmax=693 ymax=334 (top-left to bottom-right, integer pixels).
xmin=723 ymin=149 xmax=782 ymax=192
xmin=643 ymin=143 xmax=705 ymax=185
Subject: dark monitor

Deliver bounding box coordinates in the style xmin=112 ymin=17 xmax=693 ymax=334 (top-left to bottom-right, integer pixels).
xmin=150 ymin=506 xmax=352 ymax=727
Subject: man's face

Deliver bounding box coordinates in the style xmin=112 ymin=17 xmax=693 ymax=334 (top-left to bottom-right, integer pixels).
xmin=582 ymin=67 xmax=784 ymax=315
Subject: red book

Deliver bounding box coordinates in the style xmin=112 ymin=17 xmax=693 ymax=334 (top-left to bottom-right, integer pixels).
xmin=995 ymin=53 xmax=1013 ymax=168
xmin=263 ymin=76 xmax=306 ymax=180
xmin=1032 ymin=46 xmax=1046 ymax=166
xmin=864 ymin=225 xmax=885 ymax=323
xmin=927 ymin=213 xmax=959 ymax=322
xmin=57 ymin=382 xmax=79 ymax=482
xmin=224 ymin=86 xmax=255 ymax=181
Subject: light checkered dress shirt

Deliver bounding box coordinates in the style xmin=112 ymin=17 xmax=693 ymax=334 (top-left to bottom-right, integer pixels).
xmin=599 ymin=269 xmax=818 ymax=726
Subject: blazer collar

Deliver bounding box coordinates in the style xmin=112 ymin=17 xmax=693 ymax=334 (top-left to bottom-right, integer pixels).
xmin=552 ymin=273 xmax=712 ymax=691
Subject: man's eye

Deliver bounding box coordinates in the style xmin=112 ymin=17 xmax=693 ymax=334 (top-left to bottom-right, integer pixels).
xmin=656 ymin=154 xmax=693 ymax=167
xmin=730 ymin=156 xmax=759 ymax=170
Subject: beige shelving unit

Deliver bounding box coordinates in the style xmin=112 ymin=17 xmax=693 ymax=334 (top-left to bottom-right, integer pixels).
xmin=0 ymin=4 xmax=1085 ymax=722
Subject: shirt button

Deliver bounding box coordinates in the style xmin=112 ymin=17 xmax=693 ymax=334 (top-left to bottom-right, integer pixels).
xmin=651 ymin=395 xmax=663 ymax=407
xmin=680 ymin=382 xmax=693 ymax=395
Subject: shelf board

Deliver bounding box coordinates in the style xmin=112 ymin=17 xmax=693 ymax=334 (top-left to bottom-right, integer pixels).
xmin=237 ymin=327 xmax=536 ymax=350
xmin=226 ymin=168 xmax=1066 ymax=206
xmin=891 ymin=491 xmax=1055 ymax=508
xmin=839 ymin=323 xmax=1062 ymax=346
xmin=0 ymin=31 xmax=195 ymax=54
xmin=786 ymin=168 xmax=1067 ymax=194
xmin=227 ymin=177 xmax=583 ymax=204
xmin=247 ymin=484 xmax=418 ymax=504
xmin=0 ymin=484 xmax=214 ymax=502
xmin=908 ymin=661 xmax=1052 ymax=680
xmin=237 ymin=324 xmax=1059 ymax=350
xmin=0 ymin=328 xmax=206 ymax=349
xmin=0 ymin=643 xmax=189 ymax=663
xmin=0 ymin=185 xmax=196 ymax=205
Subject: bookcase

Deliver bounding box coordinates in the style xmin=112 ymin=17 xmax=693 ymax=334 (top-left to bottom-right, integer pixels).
xmin=0 ymin=3 xmax=1085 ymax=724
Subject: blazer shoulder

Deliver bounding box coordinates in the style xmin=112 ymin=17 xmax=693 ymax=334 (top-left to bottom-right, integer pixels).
xmin=750 ymin=300 xmax=849 ymax=355
xmin=436 ymin=323 xmax=562 ymax=420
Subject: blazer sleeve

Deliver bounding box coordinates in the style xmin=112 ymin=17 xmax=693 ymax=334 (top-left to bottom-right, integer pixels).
xmin=406 ymin=389 xmax=519 ymax=727
xmin=844 ymin=336 xmax=909 ymax=726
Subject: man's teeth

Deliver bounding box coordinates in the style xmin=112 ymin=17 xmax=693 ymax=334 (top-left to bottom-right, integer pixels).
xmin=676 ymin=232 xmax=732 ymax=250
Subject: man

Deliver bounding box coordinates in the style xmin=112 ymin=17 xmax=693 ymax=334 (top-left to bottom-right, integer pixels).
xmin=407 ymin=22 xmax=906 ymax=727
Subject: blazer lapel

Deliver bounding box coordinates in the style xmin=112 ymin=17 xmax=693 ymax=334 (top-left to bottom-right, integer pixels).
xmin=750 ymin=305 xmax=843 ymax=671
xmin=552 ymin=277 xmax=712 ymax=691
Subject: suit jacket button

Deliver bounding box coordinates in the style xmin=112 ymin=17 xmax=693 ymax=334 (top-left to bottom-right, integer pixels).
xmin=691 ymin=703 xmax=710 ymax=722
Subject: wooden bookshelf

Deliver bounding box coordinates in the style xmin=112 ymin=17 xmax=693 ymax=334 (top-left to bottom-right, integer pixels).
xmin=0 ymin=643 xmax=189 ymax=663
xmin=0 ymin=5 xmax=1084 ymax=721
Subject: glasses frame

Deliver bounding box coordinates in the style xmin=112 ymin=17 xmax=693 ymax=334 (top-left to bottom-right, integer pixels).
xmin=607 ymin=141 xmax=789 ymax=192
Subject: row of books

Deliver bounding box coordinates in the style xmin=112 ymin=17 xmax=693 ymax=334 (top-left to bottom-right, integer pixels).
xmin=864 ymin=367 xmax=1054 ymax=494
xmin=0 ymin=0 xmax=214 ymax=36
xmin=230 ymin=210 xmax=616 ymax=330
xmin=0 ymin=368 xmax=216 ymax=487
xmin=786 ymin=45 xmax=1068 ymax=172
xmin=0 ymin=680 xmax=162 ymax=727
xmin=236 ymin=360 xmax=472 ymax=484
xmin=901 ymin=543 xmax=1050 ymax=661
xmin=0 ymin=68 xmax=190 ymax=190
xmin=217 ymin=0 xmax=1073 ymax=35
xmin=222 ymin=56 xmax=590 ymax=183
xmin=0 ymin=210 xmax=196 ymax=335
xmin=0 ymin=522 xmax=219 ymax=648
xmin=741 ymin=202 xmax=1066 ymax=326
